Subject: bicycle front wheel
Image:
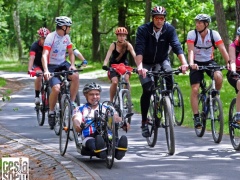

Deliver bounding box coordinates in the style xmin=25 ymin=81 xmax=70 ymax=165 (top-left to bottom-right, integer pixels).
xmin=36 ymin=88 xmax=46 ymax=126
xmin=59 ymin=96 xmax=72 ymax=156
xmin=146 ymin=94 xmax=158 ymax=147
xmin=229 ymin=98 xmax=240 ymax=150
xmin=163 ymin=96 xmax=175 ymax=155
xmin=195 ymin=94 xmax=206 ymax=137
xmin=172 ymin=85 xmax=184 ymax=126
xmin=105 ymin=108 xmax=116 ymax=169
xmin=122 ymin=91 xmax=133 ymax=124
xmin=75 ymin=91 xmax=81 ymax=106
xmin=211 ymin=96 xmax=223 ymax=143
xmin=54 ymin=96 xmax=61 ymax=136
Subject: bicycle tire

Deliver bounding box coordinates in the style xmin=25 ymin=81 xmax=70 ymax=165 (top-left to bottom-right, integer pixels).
xmin=75 ymin=91 xmax=81 ymax=106
xmin=195 ymin=94 xmax=206 ymax=137
xmin=54 ymin=96 xmax=61 ymax=136
xmin=59 ymin=96 xmax=72 ymax=156
xmin=146 ymin=94 xmax=158 ymax=147
xmin=36 ymin=88 xmax=46 ymax=126
xmin=122 ymin=91 xmax=132 ymax=124
xmin=163 ymin=96 xmax=175 ymax=155
xmin=211 ymin=96 xmax=223 ymax=143
xmin=228 ymin=98 xmax=240 ymax=150
xmin=105 ymin=108 xmax=115 ymax=169
xmin=113 ymin=93 xmax=121 ymax=117
xmin=172 ymin=85 xmax=184 ymax=126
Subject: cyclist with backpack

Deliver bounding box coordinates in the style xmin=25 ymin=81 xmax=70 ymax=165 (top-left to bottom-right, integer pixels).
xmin=226 ymin=27 xmax=240 ymax=124
xmin=187 ymin=14 xmax=229 ymax=129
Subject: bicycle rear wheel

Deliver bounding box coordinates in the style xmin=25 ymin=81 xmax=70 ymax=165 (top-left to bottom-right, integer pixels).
xmin=54 ymin=96 xmax=61 ymax=136
xmin=105 ymin=108 xmax=116 ymax=169
xmin=146 ymin=94 xmax=158 ymax=147
xmin=59 ymin=96 xmax=72 ymax=156
xmin=211 ymin=96 xmax=223 ymax=143
xmin=163 ymin=96 xmax=175 ymax=155
xmin=229 ymin=98 xmax=240 ymax=150
xmin=122 ymin=91 xmax=133 ymax=124
xmin=195 ymin=94 xmax=206 ymax=137
xmin=36 ymin=88 xmax=46 ymax=126
xmin=172 ymin=85 xmax=184 ymax=126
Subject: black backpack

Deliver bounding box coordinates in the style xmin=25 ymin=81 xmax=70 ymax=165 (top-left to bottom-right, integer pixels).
xmin=194 ymin=29 xmax=217 ymax=49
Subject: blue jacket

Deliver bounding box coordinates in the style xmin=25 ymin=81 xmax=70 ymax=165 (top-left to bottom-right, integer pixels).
xmin=135 ymin=21 xmax=184 ymax=64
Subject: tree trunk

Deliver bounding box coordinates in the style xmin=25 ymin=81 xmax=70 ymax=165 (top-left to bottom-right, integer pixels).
xmin=12 ymin=2 xmax=23 ymax=60
xmin=236 ymin=0 xmax=240 ymax=29
xmin=92 ymin=0 xmax=101 ymax=61
xmin=118 ymin=0 xmax=127 ymax=27
xmin=145 ymin=0 xmax=151 ymax=23
xmin=213 ymin=0 xmax=229 ymax=49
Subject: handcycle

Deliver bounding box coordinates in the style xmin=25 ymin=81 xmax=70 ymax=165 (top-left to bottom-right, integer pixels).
xmin=145 ymin=69 xmax=181 ymax=155
xmin=195 ymin=65 xmax=226 ymax=143
xmin=104 ymin=63 xmax=135 ymax=132
xmin=228 ymin=72 xmax=240 ymax=150
xmin=60 ymin=101 xmax=118 ymax=169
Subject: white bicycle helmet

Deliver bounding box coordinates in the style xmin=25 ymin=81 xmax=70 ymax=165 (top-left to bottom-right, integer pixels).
xmin=195 ymin=14 xmax=211 ymax=23
xmin=55 ymin=16 xmax=72 ymax=26
xmin=237 ymin=27 xmax=240 ymax=35
xmin=83 ymin=82 xmax=102 ymax=94
xmin=151 ymin=6 xmax=167 ymax=16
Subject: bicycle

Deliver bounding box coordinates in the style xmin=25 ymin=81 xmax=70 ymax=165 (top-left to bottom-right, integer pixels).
xmin=50 ymin=67 xmax=82 ymax=136
xmin=195 ymin=65 xmax=226 ymax=143
xmin=31 ymin=72 xmax=51 ymax=126
xmin=228 ymin=73 xmax=240 ymax=150
xmin=171 ymin=73 xmax=184 ymax=126
xmin=104 ymin=63 xmax=135 ymax=131
xmin=145 ymin=69 xmax=181 ymax=155
xmin=60 ymin=101 xmax=117 ymax=169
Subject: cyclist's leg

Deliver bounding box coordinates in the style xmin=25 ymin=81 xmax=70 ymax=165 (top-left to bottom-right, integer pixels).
xmin=161 ymin=60 xmax=173 ymax=91
xmin=109 ymin=71 xmax=118 ymax=102
xmin=208 ymin=60 xmax=223 ymax=91
xmin=33 ymin=66 xmax=43 ymax=104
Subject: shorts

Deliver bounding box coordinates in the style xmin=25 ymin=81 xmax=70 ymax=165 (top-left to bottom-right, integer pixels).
xmin=108 ymin=69 xmax=131 ymax=80
xmin=48 ymin=61 xmax=71 ymax=87
xmin=189 ymin=60 xmax=220 ymax=85
xmin=139 ymin=60 xmax=172 ymax=85
xmin=226 ymin=70 xmax=240 ymax=93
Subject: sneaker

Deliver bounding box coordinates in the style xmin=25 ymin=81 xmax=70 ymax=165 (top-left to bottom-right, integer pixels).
xmin=48 ymin=112 xmax=56 ymax=129
xmin=194 ymin=116 xmax=202 ymax=129
xmin=141 ymin=123 xmax=150 ymax=138
xmin=95 ymin=135 xmax=107 ymax=159
xmin=235 ymin=113 xmax=240 ymax=124
xmin=35 ymin=97 xmax=40 ymax=105
xmin=115 ymin=135 xmax=128 ymax=160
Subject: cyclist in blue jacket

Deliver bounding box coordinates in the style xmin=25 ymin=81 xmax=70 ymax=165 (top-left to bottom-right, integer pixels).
xmin=134 ymin=5 xmax=188 ymax=138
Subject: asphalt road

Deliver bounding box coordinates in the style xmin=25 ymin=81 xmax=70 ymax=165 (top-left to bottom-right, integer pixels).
xmin=0 ymin=71 xmax=240 ymax=180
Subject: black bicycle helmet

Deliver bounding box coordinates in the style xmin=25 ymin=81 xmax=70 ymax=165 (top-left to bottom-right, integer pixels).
xmin=151 ymin=6 xmax=167 ymax=17
xmin=194 ymin=14 xmax=211 ymax=23
xmin=83 ymin=82 xmax=102 ymax=94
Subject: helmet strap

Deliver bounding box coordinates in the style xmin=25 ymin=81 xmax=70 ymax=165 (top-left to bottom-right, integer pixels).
xmin=197 ymin=22 xmax=209 ymax=34
xmin=61 ymin=26 xmax=67 ymax=35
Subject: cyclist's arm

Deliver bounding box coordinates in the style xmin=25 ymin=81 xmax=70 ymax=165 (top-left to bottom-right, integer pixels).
xmin=72 ymin=110 xmax=84 ymax=133
xmin=187 ymin=42 xmax=198 ymax=69
xmin=127 ymin=42 xmax=136 ymax=60
xmin=28 ymin=54 xmax=35 ymax=72
xmin=177 ymin=54 xmax=188 ymax=73
xmin=68 ymin=47 xmax=76 ymax=69
xmin=41 ymin=48 xmax=49 ymax=73
xmin=217 ymin=43 xmax=230 ymax=66
xmin=135 ymin=54 xmax=147 ymax=78
xmin=229 ymin=45 xmax=236 ymax=71
xmin=103 ymin=43 xmax=114 ymax=66
xmin=74 ymin=49 xmax=85 ymax=61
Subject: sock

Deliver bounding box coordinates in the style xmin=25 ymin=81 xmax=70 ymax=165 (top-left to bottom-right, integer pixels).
xmin=194 ymin=114 xmax=199 ymax=118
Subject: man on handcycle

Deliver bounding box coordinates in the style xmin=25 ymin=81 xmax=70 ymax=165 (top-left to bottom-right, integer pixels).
xmin=72 ymin=82 xmax=129 ymax=160
xmin=42 ymin=16 xmax=79 ymax=129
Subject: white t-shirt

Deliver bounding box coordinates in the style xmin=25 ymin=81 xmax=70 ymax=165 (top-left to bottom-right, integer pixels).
xmin=43 ymin=31 xmax=72 ymax=65
xmin=187 ymin=29 xmax=223 ymax=62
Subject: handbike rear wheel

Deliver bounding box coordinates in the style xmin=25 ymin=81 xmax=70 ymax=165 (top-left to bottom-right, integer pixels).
xmin=146 ymin=94 xmax=158 ymax=147
xmin=229 ymin=98 xmax=240 ymax=150
xmin=211 ymin=97 xmax=223 ymax=143
xmin=105 ymin=108 xmax=116 ymax=169
xmin=163 ymin=96 xmax=175 ymax=155
xmin=59 ymin=96 xmax=72 ymax=156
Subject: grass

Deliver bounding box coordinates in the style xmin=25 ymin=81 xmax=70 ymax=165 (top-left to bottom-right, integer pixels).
xmin=0 ymin=58 xmax=236 ymax=135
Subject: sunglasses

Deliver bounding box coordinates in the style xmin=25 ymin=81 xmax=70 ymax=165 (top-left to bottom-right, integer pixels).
xmin=154 ymin=17 xmax=165 ymax=21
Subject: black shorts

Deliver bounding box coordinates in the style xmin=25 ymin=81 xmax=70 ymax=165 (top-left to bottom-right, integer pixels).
xmin=189 ymin=60 xmax=220 ymax=85
xmin=227 ymin=70 xmax=240 ymax=93
xmin=108 ymin=69 xmax=130 ymax=80
xmin=48 ymin=61 xmax=71 ymax=87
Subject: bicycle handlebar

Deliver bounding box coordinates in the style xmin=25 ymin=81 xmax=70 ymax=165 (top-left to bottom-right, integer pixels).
xmin=146 ymin=69 xmax=182 ymax=76
xmin=194 ymin=65 xmax=227 ymax=71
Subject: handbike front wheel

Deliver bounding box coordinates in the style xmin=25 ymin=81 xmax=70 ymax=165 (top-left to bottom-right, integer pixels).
xmin=163 ymin=96 xmax=175 ymax=155
xmin=211 ymin=97 xmax=223 ymax=143
xmin=59 ymin=96 xmax=72 ymax=156
xmin=172 ymin=85 xmax=184 ymax=126
xmin=146 ymin=94 xmax=158 ymax=147
xmin=105 ymin=108 xmax=116 ymax=169
xmin=229 ymin=98 xmax=240 ymax=150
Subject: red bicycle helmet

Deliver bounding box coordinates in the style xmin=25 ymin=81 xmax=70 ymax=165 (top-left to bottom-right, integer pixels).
xmin=38 ymin=27 xmax=50 ymax=38
xmin=115 ymin=27 xmax=128 ymax=35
